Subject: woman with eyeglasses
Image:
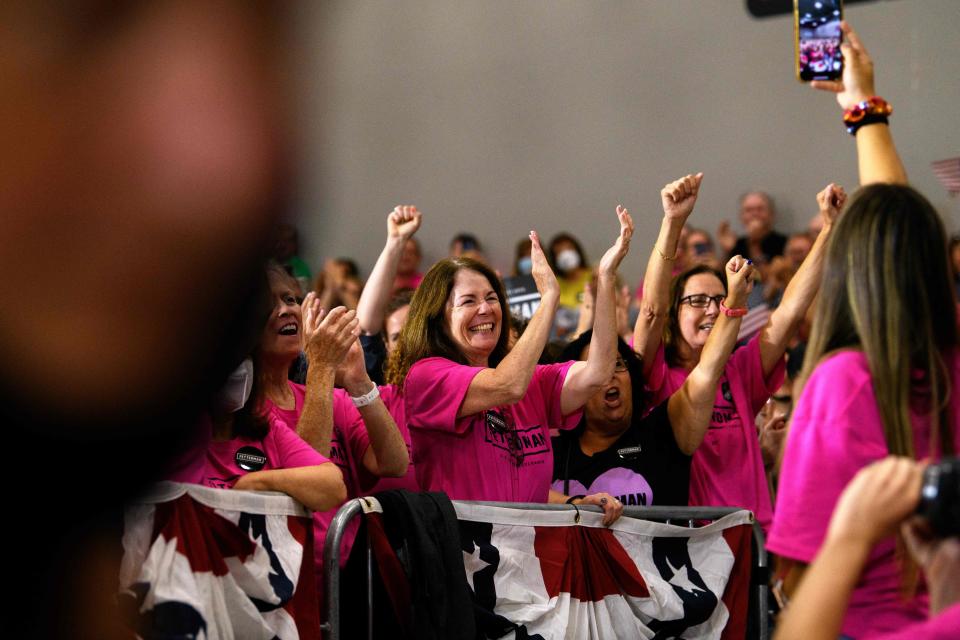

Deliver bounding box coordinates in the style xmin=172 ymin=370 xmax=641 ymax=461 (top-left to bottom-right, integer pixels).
xmin=551 ymin=252 xmax=753 ymax=508
xmin=632 ymin=174 xmax=840 ymax=531
xmin=387 ymin=208 xmax=633 ymax=525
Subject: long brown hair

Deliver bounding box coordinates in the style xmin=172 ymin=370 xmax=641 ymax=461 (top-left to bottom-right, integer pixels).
xmin=663 ymin=265 xmax=727 ymax=367
xmin=800 ymin=184 xmax=957 ymax=460
xmin=799 ymin=183 xmax=958 ymax=597
xmin=386 ymin=257 xmax=510 ymax=388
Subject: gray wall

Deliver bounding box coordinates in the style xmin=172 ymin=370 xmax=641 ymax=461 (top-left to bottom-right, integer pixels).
xmin=293 ymin=0 xmax=960 ymax=286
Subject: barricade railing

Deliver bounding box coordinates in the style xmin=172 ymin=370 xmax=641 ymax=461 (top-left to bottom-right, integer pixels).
xmin=321 ymin=499 xmax=768 ymax=640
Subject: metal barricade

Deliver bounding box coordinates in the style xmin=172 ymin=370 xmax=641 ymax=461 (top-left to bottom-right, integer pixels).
xmin=321 ymin=500 xmax=768 ymax=640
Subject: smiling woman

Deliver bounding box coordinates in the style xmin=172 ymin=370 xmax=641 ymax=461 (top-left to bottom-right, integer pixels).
xmin=633 ymin=173 xmax=842 ymax=531
xmin=387 ymin=210 xmax=634 ymax=525
xmin=551 ymin=253 xmax=755 ymax=510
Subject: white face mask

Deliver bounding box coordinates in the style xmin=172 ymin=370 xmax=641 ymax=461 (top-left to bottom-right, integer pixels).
xmin=555 ymin=249 xmax=581 ymax=273
xmin=217 ymin=358 xmax=254 ymax=413
xmin=517 ymin=256 xmax=533 ymax=276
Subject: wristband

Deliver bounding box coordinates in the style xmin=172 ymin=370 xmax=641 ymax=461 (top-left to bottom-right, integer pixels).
xmin=720 ymin=301 xmax=748 ymax=317
xmin=843 ymin=96 xmax=892 ymax=135
xmin=566 ymin=494 xmax=585 ymax=504
xmin=350 ymin=383 xmax=380 ymax=407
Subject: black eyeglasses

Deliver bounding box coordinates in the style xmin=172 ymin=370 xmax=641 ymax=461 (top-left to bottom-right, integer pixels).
xmin=614 ymin=357 xmax=628 ymax=373
xmin=679 ymin=294 xmax=725 ymax=309
xmin=485 ymin=409 xmax=524 ymax=467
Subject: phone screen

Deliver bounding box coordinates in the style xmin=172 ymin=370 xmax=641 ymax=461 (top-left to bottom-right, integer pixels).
xmin=795 ymin=0 xmax=843 ymax=81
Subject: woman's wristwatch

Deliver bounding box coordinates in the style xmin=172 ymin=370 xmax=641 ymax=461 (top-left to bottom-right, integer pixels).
xmin=350 ymin=383 xmax=381 ymax=407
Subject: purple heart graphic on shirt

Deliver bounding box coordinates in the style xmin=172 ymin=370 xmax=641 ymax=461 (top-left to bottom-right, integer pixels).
xmin=553 ymin=467 xmax=654 ymax=506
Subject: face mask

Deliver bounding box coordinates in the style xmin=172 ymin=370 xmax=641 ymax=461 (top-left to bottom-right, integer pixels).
xmin=517 ymin=256 xmax=533 ymax=275
xmin=217 ymin=358 xmax=254 ymax=413
xmin=555 ymin=249 xmax=581 ymax=273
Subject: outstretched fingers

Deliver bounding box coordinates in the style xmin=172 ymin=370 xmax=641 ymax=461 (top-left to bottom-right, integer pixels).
xmin=529 ymin=229 xmax=560 ymax=297
xmin=840 ymin=21 xmax=868 ymax=56
xmin=615 ymin=204 xmax=635 ymax=244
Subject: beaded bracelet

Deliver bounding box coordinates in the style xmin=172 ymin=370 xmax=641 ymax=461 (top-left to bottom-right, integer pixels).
xmin=843 ymin=96 xmax=892 ymax=135
xmin=719 ymin=301 xmax=748 ymax=318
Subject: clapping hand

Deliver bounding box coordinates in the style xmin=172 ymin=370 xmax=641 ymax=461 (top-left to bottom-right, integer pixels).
xmin=528 ymin=230 xmax=560 ymax=301
xmin=597 ymin=205 xmax=635 ymax=277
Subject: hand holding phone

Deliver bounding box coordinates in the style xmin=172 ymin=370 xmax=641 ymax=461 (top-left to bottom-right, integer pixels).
xmin=810 ymin=21 xmax=877 ymax=112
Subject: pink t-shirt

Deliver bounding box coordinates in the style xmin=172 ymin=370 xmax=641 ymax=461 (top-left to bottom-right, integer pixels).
xmin=768 ymin=350 xmax=960 ymax=639
xmin=201 ymin=416 xmax=331 ymax=489
xmin=405 ymin=357 xmax=580 ymax=503
xmin=393 ymin=272 xmax=423 ymax=292
xmin=337 ymin=385 xmax=420 ymax=495
xmin=871 ymin=603 xmax=960 ymax=640
xmin=164 ymin=417 xmax=212 ymax=484
xmin=263 ymin=381 xmax=358 ymax=574
xmin=645 ymin=335 xmax=784 ymax=530
xmin=263 ymin=381 xmax=357 ymax=496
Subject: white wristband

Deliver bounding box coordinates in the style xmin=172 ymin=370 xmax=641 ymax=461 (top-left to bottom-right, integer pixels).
xmin=350 ymin=383 xmax=380 ymax=408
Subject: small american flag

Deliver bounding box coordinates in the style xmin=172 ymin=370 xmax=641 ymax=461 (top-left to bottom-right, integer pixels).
xmin=738 ymin=303 xmax=771 ymax=343
xmin=932 ymin=157 xmax=960 ymax=196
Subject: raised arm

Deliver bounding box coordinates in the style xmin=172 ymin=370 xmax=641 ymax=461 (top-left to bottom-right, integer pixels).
xmin=298 ymin=303 xmax=357 ymax=456
xmin=561 ymin=206 xmax=634 ymax=415
xmin=356 ymin=205 xmax=422 ymax=335
xmin=668 ymin=256 xmax=754 ymax=454
xmin=634 ymin=173 xmax=703 ymax=375
xmin=758 ymin=184 xmax=845 ymax=375
xmin=337 ymin=338 xmax=409 ymax=477
xmin=458 ymin=230 xmax=560 ymax=416
xmin=232 ymin=463 xmax=347 ymax=512
xmin=811 ymin=22 xmax=907 ymax=186
xmin=774 ymin=457 xmax=923 ymax=640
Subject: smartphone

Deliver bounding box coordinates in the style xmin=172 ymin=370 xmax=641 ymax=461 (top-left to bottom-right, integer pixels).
xmin=794 ymin=0 xmax=843 ymax=82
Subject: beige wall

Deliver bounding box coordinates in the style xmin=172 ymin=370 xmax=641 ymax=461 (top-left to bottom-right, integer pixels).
xmin=293 ymin=0 xmax=960 ymax=285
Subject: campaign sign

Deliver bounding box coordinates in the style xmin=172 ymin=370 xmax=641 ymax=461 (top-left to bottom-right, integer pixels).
xmin=503 ymin=275 xmax=541 ymax=321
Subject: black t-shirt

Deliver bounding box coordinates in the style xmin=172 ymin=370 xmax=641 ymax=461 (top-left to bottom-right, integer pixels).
xmin=360 ymin=331 xmax=387 ymax=386
xmin=730 ymin=231 xmax=787 ymax=264
xmin=551 ymin=401 xmax=691 ymax=507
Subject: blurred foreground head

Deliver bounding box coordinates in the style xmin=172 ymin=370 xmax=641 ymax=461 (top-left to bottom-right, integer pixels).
xmin=1 ymin=3 xmax=298 ymax=637
xmin=0 ymin=1 xmax=293 ymax=432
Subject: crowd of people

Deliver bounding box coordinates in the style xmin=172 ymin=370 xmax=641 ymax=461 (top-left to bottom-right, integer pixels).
xmin=799 ymin=38 xmax=842 ymax=76
xmin=4 ymin=6 xmax=951 ymax=637
xmin=156 ymin=21 xmax=960 ymax=639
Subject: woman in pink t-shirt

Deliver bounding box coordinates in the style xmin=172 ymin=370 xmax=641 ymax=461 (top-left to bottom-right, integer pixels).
xmin=387 ymin=208 xmax=634 ymax=523
xmin=257 ymin=263 xmax=409 ymax=488
xmin=256 ymin=263 xmax=411 ymax=579
xmin=768 ymin=22 xmax=960 ymax=638
xmin=768 ymin=188 xmax=960 ymax=638
xmin=632 ymin=173 xmax=839 ymax=530
xmin=197 ymin=358 xmax=347 ymax=512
